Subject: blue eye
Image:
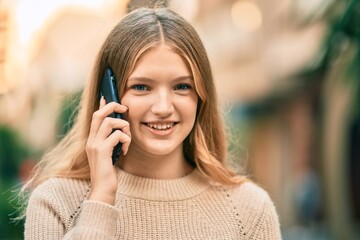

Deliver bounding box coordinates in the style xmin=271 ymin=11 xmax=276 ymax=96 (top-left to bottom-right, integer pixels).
xmin=132 ymin=84 xmax=150 ymax=91
xmin=174 ymin=84 xmax=191 ymax=90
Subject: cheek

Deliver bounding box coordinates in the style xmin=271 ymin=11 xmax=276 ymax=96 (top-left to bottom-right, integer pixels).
xmin=181 ymin=97 xmax=198 ymax=122
xmin=122 ymin=105 xmax=142 ymax=125
xmin=121 ymin=94 xmax=141 ymax=123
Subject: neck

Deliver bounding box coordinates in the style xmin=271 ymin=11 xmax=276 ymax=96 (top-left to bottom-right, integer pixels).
xmin=118 ymin=146 xmax=193 ymax=179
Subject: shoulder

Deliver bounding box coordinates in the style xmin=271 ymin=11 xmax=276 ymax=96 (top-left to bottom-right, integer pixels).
xmin=30 ymin=177 xmax=90 ymax=201
xmin=225 ymin=181 xmax=282 ymax=238
xmin=28 ymin=177 xmax=90 ymax=220
xmin=224 ymin=181 xmax=277 ymax=217
xmin=228 ymin=181 xmax=273 ymax=206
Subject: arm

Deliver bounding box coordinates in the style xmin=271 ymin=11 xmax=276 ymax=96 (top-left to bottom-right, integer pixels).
xmin=63 ymin=201 xmax=119 ymax=240
xmin=25 ymin=99 xmax=130 ymax=239
xmin=24 ymin=186 xmax=65 ymax=239
xmin=248 ymin=197 xmax=282 ymax=240
xmin=229 ymin=182 xmax=282 ymax=239
xmin=25 ymin=186 xmax=120 ymax=240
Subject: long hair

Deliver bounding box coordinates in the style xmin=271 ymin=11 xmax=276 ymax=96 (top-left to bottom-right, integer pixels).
xmin=24 ymin=8 xmax=245 ymax=191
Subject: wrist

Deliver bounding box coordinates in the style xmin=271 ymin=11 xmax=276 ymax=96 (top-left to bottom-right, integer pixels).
xmin=89 ymin=190 xmax=116 ymax=205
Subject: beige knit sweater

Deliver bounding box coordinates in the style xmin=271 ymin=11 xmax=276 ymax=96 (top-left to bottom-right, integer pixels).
xmin=25 ymin=167 xmax=281 ymax=239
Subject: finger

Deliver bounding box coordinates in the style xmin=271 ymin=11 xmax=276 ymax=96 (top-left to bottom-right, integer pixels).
xmin=122 ymin=138 xmax=131 ymax=155
xmin=105 ymin=130 xmax=131 ymax=149
xmin=89 ymin=102 xmax=128 ymax=139
xmin=88 ymin=112 xmax=103 ymax=140
xmin=99 ymin=96 xmax=106 ymax=109
xmin=101 ymin=102 xmax=128 ymax=116
xmin=97 ymin=117 xmax=130 ymax=140
xmin=88 ymin=97 xmax=106 ymax=140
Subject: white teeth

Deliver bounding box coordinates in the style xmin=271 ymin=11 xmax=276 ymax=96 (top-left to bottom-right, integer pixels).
xmin=147 ymin=123 xmax=174 ymax=130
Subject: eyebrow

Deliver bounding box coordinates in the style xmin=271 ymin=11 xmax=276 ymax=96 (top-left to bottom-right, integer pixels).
xmin=127 ymin=75 xmax=193 ymax=83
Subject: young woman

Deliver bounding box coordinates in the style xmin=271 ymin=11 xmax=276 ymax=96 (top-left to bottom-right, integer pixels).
xmin=24 ymin=7 xmax=281 ymax=239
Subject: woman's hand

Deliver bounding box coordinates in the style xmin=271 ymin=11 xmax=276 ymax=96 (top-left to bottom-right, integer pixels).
xmin=86 ymin=97 xmax=131 ymax=205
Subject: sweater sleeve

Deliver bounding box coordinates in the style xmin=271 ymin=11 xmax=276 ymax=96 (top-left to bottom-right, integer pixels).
xmin=25 ymin=179 xmax=69 ymax=239
xmin=248 ymin=193 xmax=282 ymax=239
xmin=63 ymin=200 xmax=120 ymax=239
xmin=25 ymin=180 xmax=120 ymax=240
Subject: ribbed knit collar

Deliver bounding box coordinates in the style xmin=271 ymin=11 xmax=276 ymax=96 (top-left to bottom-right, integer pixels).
xmin=115 ymin=167 xmax=210 ymax=201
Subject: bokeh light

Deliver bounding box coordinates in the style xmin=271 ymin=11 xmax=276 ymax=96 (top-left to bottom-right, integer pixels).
xmin=231 ymin=0 xmax=262 ymax=32
xmin=16 ymin=0 xmax=104 ymax=45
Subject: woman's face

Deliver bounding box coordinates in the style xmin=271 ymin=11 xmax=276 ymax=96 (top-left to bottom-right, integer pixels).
xmin=121 ymin=44 xmax=198 ymax=157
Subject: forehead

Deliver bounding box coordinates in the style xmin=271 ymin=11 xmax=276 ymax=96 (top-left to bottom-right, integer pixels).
xmin=129 ymin=44 xmax=192 ymax=78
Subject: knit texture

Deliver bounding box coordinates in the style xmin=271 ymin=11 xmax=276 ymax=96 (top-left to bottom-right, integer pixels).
xmin=25 ymin=167 xmax=282 ymax=239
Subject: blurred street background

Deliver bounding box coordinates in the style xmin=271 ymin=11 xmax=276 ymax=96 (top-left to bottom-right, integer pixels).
xmin=0 ymin=0 xmax=359 ymax=239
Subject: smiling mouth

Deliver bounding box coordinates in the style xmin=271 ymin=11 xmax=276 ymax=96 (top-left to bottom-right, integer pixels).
xmin=145 ymin=122 xmax=178 ymax=130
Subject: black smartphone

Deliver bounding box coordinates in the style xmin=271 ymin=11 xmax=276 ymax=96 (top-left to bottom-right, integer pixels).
xmin=100 ymin=67 xmax=122 ymax=165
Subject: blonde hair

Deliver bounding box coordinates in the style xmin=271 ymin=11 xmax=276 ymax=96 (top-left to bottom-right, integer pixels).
xmin=24 ymin=8 xmax=245 ymax=191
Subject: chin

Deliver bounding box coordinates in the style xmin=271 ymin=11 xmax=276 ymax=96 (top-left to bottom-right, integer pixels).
xmin=143 ymin=142 xmax=182 ymax=156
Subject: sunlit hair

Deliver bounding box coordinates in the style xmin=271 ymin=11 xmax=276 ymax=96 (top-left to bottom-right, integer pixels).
xmin=23 ymin=8 xmax=246 ymax=192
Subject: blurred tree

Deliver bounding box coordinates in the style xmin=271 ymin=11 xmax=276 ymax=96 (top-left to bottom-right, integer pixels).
xmin=56 ymin=91 xmax=82 ymax=140
xmin=0 ymin=125 xmax=33 ymax=239
xmin=0 ymin=126 xmax=31 ymax=182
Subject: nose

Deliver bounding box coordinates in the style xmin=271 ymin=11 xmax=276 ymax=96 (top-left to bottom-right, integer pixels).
xmin=151 ymin=89 xmax=174 ymax=117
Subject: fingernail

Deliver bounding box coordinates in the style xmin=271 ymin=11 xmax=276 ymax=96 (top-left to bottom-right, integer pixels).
xmin=100 ymin=96 xmax=105 ymax=104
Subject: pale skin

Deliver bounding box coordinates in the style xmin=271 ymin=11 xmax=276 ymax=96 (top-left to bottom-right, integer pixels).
xmin=86 ymin=44 xmax=198 ymax=205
